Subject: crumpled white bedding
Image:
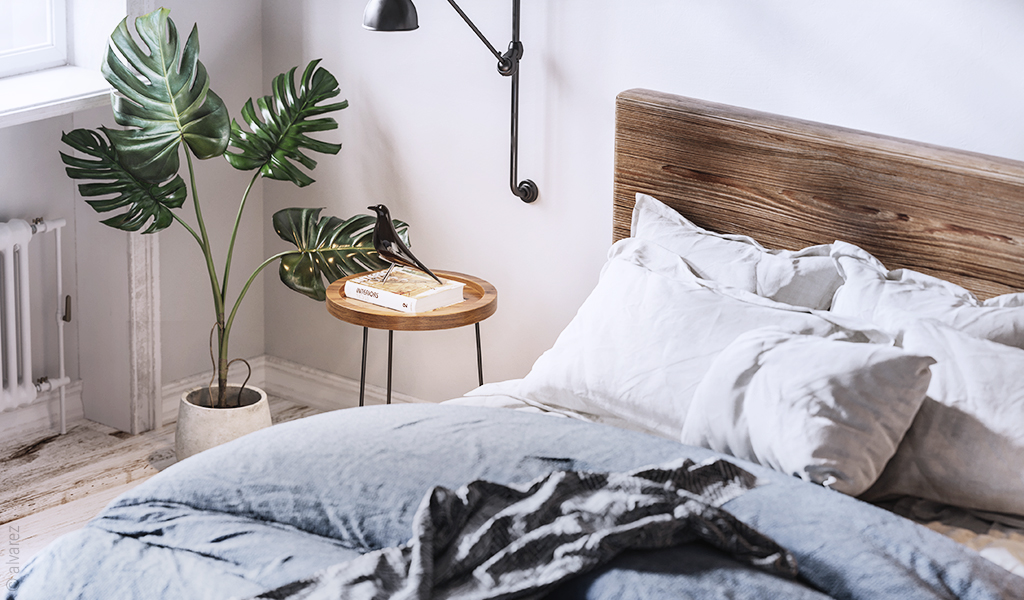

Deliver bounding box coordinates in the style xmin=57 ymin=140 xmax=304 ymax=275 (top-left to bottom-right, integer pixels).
xmin=444 ymin=383 xmax=660 ymax=438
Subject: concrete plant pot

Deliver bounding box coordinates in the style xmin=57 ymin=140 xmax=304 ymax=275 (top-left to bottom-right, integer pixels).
xmin=175 ymin=384 xmax=271 ymax=461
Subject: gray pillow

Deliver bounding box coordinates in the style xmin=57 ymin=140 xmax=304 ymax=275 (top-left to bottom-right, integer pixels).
xmin=681 ymin=328 xmax=933 ymax=496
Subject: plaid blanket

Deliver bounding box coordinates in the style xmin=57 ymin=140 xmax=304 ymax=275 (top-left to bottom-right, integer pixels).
xmin=245 ymin=458 xmax=794 ymax=600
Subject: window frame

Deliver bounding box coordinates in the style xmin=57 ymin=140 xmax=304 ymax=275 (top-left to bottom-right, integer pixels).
xmin=0 ymin=0 xmax=69 ymax=79
xmin=0 ymin=0 xmax=152 ymax=129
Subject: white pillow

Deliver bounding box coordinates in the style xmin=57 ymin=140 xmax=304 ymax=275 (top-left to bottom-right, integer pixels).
xmin=680 ymin=328 xmax=934 ymax=496
xmin=631 ymin=193 xmax=842 ymax=309
xmin=514 ymin=237 xmax=888 ymax=440
xmin=864 ymin=320 xmax=1024 ymax=515
xmin=830 ymin=241 xmax=1024 ymax=348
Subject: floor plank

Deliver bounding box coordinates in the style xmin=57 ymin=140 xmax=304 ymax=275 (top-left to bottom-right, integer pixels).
xmin=6 ymin=480 xmax=138 ymax=562
xmin=0 ymin=397 xmax=325 ymax=564
xmin=0 ymin=419 xmax=176 ymax=524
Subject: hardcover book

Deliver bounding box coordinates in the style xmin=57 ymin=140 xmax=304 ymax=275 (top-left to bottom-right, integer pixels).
xmin=345 ymin=267 xmax=465 ymax=313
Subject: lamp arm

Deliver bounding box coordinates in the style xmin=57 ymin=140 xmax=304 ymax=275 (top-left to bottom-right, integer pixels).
xmin=446 ymin=0 xmax=538 ymax=203
xmin=509 ymin=63 xmax=537 ymax=202
xmin=445 ymin=0 xmax=503 ymax=64
xmin=506 ymin=0 xmax=536 ymax=202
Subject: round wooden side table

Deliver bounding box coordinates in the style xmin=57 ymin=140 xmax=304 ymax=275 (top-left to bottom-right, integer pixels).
xmin=325 ymin=271 xmax=498 ymax=406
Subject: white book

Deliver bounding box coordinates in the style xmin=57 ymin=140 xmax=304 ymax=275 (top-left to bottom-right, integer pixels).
xmin=344 ymin=267 xmax=465 ymax=313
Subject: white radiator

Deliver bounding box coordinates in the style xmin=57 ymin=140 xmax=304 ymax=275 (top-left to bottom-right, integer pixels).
xmin=0 ymin=218 xmax=71 ymax=432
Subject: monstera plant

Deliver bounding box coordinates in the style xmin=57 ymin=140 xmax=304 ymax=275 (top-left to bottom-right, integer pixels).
xmin=61 ymin=8 xmax=406 ymax=409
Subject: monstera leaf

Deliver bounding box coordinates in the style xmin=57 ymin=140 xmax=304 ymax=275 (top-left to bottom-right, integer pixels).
xmin=60 ymin=128 xmax=187 ymax=233
xmin=101 ymin=8 xmax=230 ymax=182
xmin=225 ymin=60 xmax=348 ymax=187
xmin=273 ymin=208 xmax=409 ymax=301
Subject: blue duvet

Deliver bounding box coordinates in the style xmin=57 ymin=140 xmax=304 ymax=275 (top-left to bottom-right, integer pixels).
xmin=8 ymin=404 xmax=1024 ymax=599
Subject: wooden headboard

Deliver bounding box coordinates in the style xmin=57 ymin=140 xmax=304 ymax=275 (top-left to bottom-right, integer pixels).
xmin=612 ymin=89 xmax=1024 ymax=299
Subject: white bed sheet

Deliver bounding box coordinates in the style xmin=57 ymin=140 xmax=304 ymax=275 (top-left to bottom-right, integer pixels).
xmin=444 ymin=379 xmax=661 ymax=438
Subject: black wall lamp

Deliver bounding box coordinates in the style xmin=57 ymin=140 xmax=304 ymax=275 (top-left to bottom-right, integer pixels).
xmin=363 ymin=0 xmax=539 ymax=204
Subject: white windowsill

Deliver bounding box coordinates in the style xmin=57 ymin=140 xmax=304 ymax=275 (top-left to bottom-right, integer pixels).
xmin=0 ymin=65 xmax=110 ymax=129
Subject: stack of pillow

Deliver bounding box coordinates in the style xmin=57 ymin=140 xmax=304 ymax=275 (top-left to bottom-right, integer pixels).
xmin=468 ymin=192 xmax=1024 ymax=517
xmin=828 ymin=240 xmax=1024 ymax=514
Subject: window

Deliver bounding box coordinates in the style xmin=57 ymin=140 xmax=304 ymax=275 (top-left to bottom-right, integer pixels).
xmin=0 ymin=0 xmax=68 ymax=78
xmin=0 ymin=0 xmax=132 ymax=128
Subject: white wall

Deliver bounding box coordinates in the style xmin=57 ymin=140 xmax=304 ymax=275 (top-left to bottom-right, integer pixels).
xmin=72 ymin=105 xmax=133 ymax=430
xmin=259 ymin=0 xmax=1024 ymax=403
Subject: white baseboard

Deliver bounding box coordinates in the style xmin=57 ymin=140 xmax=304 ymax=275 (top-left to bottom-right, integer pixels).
xmin=1 ymin=355 xmax=410 ymax=439
xmin=161 ymin=355 xmax=425 ymax=426
xmin=0 ymin=381 xmax=85 ymax=440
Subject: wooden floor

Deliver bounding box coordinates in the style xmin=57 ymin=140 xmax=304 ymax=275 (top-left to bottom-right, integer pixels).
xmin=0 ymin=398 xmax=323 ymax=563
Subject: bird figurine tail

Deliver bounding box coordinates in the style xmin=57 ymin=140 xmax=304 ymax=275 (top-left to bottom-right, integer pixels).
xmin=368 ymin=204 xmax=443 ymax=285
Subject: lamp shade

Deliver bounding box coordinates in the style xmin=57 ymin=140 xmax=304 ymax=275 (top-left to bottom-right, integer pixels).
xmin=363 ymin=0 xmax=419 ymax=31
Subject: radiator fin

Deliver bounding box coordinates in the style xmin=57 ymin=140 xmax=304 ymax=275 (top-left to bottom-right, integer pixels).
xmin=0 ymin=219 xmax=37 ymax=412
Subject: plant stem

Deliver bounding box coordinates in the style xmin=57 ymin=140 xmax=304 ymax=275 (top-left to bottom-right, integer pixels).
xmin=214 ymin=170 xmax=261 ymax=408
xmin=218 ymin=250 xmax=294 ymax=407
xmin=170 ymin=212 xmax=205 ymax=247
xmin=221 ymin=171 xmax=261 ymax=297
xmin=223 ymin=250 xmax=293 ymax=352
xmin=185 ymin=152 xmax=228 ymax=406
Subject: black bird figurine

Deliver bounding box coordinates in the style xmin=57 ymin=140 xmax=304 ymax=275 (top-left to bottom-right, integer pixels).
xmin=368 ymin=204 xmax=442 ymax=285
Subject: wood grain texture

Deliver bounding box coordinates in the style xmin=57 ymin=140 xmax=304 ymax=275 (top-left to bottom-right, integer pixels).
xmin=612 ymin=89 xmax=1024 ymax=299
xmin=326 ymin=271 xmax=498 ymax=331
xmin=0 ymin=398 xmax=322 ymax=526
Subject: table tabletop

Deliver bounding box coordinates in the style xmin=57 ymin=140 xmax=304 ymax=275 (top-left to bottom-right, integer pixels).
xmin=325 ymin=270 xmax=497 ymax=331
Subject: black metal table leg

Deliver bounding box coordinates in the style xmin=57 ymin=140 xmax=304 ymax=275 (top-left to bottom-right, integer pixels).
xmin=361 ymin=323 xmax=484 ymax=406
xmin=475 ymin=322 xmax=484 ymax=386
xmin=359 ymin=326 xmax=368 ymax=407
xmin=387 ymin=330 xmax=393 ymax=404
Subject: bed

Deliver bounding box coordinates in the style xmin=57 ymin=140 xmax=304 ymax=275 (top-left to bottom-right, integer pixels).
xmin=8 ymin=89 xmax=1024 ymax=599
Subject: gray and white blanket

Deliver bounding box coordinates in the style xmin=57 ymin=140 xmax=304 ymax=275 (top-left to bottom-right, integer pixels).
xmin=13 ymin=405 xmax=1024 ymax=599
xmin=245 ymin=458 xmax=795 ymax=600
